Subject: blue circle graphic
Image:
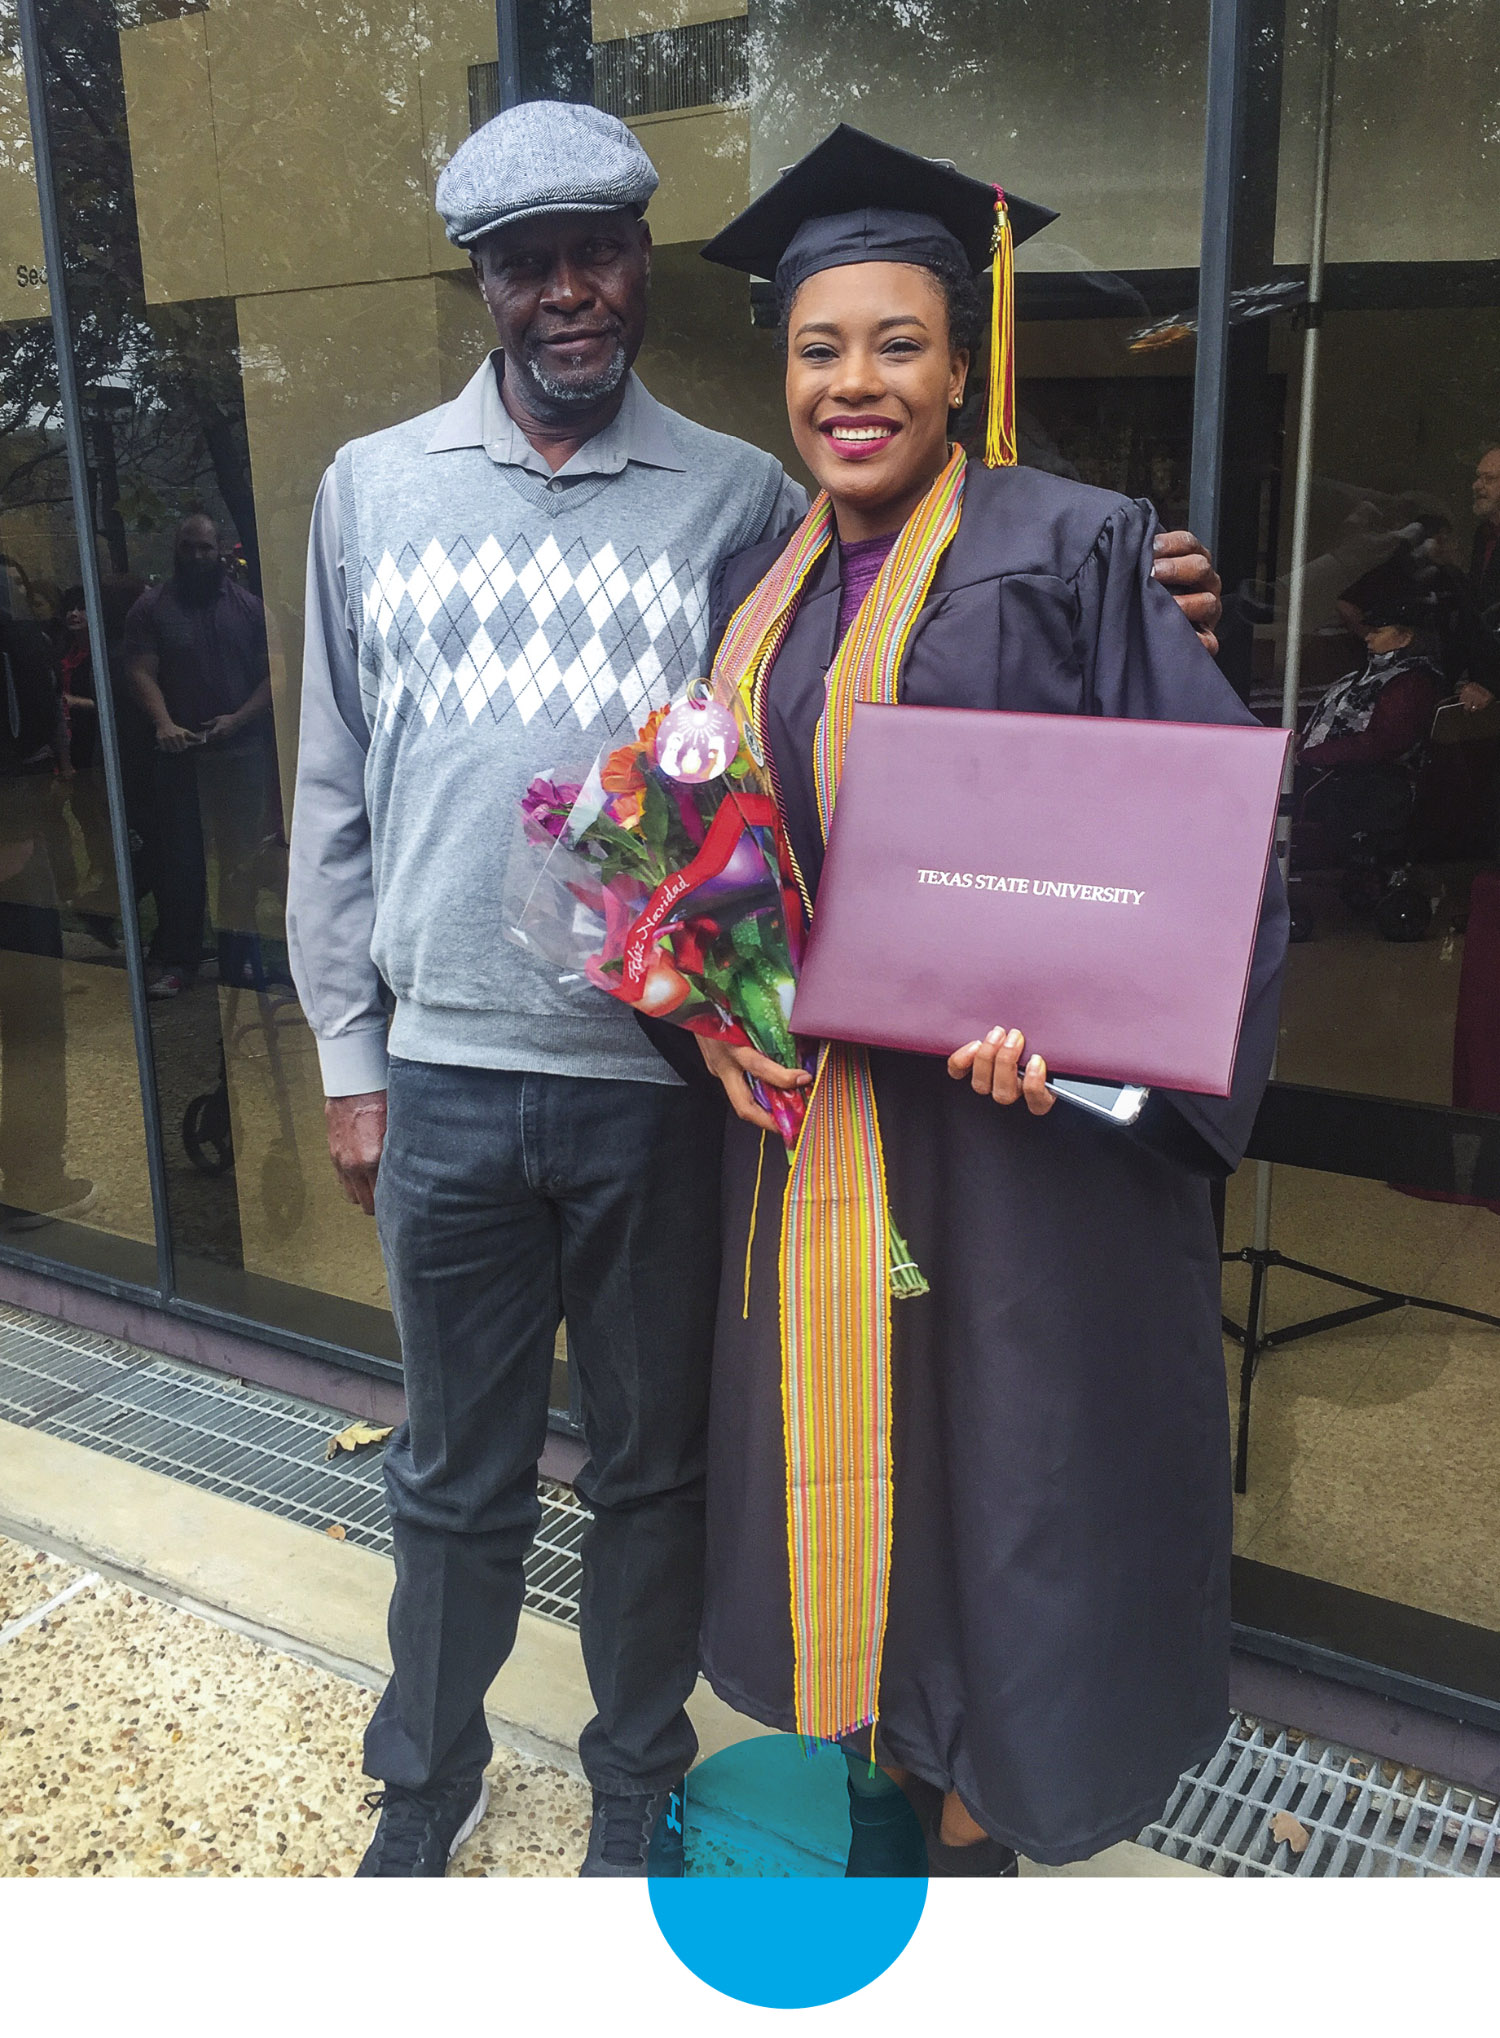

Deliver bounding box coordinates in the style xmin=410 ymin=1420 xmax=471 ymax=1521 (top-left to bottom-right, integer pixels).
xmin=651 ymin=1878 xmax=927 ymax=2009
xmin=648 ymin=1734 xmax=927 ymax=2009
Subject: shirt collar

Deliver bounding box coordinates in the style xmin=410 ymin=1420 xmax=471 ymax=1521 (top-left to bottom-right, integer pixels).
xmin=424 ymin=352 xmax=686 ymax=478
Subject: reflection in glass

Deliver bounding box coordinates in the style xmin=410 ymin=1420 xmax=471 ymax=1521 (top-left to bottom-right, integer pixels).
xmin=0 ymin=335 xmax=155 ymax=1274
xmin=1222 ymin=0 xmax=1500 ymax=1655
xmin=17 ymin=0 xmax=422 ymax=1345
xmin=1225 ymin=0 xmax=1500 ymax=1111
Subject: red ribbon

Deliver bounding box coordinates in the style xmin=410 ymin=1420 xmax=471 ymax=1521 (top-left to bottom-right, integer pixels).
xmin=616 ymin=789 xmax=777 ymax=999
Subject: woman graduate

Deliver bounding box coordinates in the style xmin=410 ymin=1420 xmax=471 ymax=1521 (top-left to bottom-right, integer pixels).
xmin=680 ymin=127 xmax=1290 ymax=1876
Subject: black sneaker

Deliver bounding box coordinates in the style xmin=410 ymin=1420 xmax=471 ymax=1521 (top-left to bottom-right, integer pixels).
xmin=925 ymin=1828 xmax=1019 ymax=1877
xmin=579 ymin=1780 xmax=686 ymax=1878
xmin=355 ymin=1775 xmax=490 ymax=1877
xmin=871 ymin=1775 xmax=1018 ymax=1878
xmin=920 ymin=1787 xmax=1018 ymax=1879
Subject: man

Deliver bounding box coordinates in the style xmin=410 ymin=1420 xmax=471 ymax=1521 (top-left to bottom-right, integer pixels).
xmin=1458 ymin=445 xmax=1500 ymax=716
xmin=124 ymin=514 xmax=275 ymax=995
xmin=286 ymin=98 xmax=1224 ymax=1880
xmin=1471 ymin=446 xmax=1500 ymax=621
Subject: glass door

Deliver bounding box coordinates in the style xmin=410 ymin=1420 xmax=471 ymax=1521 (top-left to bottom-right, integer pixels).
xmin=1220 ymin=0 xmax=1500 ymax=1718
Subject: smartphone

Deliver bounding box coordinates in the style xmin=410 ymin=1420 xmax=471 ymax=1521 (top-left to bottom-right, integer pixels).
xmin=1046 ymin=1076 xmax=1149 ymax=1126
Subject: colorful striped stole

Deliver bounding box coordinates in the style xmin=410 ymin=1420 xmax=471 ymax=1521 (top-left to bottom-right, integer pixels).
xmin=710 ymin=445 xmax=969 ymax=1739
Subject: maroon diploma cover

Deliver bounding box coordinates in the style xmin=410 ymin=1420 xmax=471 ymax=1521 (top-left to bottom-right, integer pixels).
xmin=791 ymin=704 xmax=1290 ymax=1097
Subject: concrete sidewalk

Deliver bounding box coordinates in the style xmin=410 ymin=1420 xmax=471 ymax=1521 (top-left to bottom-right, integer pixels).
xmin=0 ymin=1414 xmax=1198 ymax=1878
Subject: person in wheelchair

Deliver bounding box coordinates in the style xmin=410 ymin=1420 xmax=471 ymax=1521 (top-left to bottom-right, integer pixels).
xmin=1292 ymin=576 xmax=1446 ymax=932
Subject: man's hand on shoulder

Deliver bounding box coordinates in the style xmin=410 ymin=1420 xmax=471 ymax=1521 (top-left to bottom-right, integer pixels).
xmin=1152 ymin=529 xmax=1223 ymax=656
xmin=325 ymin=1090 xmax=387 ymax=1215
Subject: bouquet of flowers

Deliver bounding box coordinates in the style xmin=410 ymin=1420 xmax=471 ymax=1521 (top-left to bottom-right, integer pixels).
xmin=511 ymin=678 xmax=813 ymax=1144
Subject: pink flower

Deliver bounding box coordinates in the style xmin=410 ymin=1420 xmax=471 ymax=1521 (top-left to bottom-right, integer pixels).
xmin=521 ymin=776 xmax=583 ymax=845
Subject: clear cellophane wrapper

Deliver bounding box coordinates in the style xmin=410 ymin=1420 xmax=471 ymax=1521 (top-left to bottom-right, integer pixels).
xmin=507 ymin=675 xmax=812 ymax=1145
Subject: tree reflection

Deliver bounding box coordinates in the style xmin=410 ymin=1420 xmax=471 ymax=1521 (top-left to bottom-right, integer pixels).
xmin=0 ymin=0 xmax=257 ymax=591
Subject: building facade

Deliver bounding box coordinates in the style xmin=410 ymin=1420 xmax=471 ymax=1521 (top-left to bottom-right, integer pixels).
xmin=3 ymin=0 xmax=1500 ymax=1727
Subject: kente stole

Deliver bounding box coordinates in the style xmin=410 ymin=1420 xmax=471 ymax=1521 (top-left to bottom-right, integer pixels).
xmin=709 ymin=445 xmax=968 ymax=1738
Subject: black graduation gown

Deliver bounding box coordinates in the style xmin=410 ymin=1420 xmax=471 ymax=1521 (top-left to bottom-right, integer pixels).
xmin=693 ymin=462 xmax=1290 ymax=1866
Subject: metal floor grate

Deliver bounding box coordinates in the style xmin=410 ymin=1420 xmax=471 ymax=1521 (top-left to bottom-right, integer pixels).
xmin=0 ymin=1302 xmax=587 ymax=1627
xmin=1139 ymin=1716 xmax=1500 ymax=1876
xmin=6 ymin=1306 xmax=1500 ymax=1874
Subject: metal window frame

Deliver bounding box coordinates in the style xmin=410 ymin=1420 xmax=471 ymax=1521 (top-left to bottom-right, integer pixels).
xmin=496 ymin=0 xmax=521 ymax=108
xmin=1189 ymin=0 xmax=1254 ymax=556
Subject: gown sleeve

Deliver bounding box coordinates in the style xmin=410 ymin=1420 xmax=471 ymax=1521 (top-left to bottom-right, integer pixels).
xmin=1075 ymin=501 xmax=1291 ymax=1178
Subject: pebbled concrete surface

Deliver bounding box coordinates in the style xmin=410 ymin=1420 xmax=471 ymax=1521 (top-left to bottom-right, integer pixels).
xmin=0 ymin=1535 xmax=591 ymax=1878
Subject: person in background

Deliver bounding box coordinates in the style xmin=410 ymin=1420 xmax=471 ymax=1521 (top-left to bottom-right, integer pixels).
xmin=55 ymin=588 xmax=94 ymax=754
xmin=50 ymin=587 xmax=117 ymax=917
xmin=1295 ymin=572 xmax=1447 ymax=885
xmin=1470 ymin=446 xmax=1500 ymax=624
xmin=0 ymin=555 xmax=63 ymax=770
xmin=1301 ymin=585 xmax=1446 ymax=775
xmin=123 ymin=513 xmax=274 ymax=997
xmin=1460 ymin=446 xmax=1500 ymax=714
xmin=0 ymin=562 xmax=94 ymax=1230
xmin=1410 ymin=517 xmax=1499 ymax=709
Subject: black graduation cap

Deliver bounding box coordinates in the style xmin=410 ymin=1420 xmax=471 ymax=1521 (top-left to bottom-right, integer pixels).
xmin=1340 ymin=552 xmax=1439 ymax=630
xmin=699 ymin=123 xmax=1057 ymax=294
xmin=700 ymin=124 xmax=1057 ymax=467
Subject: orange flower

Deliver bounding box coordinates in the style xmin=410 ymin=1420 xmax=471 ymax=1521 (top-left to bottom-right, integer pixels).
xmin=600 ymin=747 xmax=646 ymax=797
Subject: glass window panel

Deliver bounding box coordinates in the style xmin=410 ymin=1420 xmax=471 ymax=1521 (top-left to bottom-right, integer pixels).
xmin=1225 ymin=0 xmax=1500 ymax=1665
xmin=0 ymin=0 xmax=155 ymax=1282
xmin=750 ymin=0 xmax=1209 ymax=270
xmin=1244 ymin=0 xmax=1500 ymax=1108
xmin=633 ymin=0 xmax=1209 ymax=525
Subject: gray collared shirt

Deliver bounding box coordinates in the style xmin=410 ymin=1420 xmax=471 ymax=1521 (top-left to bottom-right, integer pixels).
xmin=425 ymin=352 xmax=696 ymax=485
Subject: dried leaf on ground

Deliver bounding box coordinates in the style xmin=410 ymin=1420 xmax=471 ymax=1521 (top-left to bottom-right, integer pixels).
xmin=324 ymin=1524 xmax=347 ymax=1541
xmin=324 ymin=1421 xmax=394 ymax=1461
xmin=1269 ymin=1811 xmax=1310 ymax=1854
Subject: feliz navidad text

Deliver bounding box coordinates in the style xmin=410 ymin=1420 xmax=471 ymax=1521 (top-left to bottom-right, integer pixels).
xmin=915 ymin=869 xmax=1146 ymax=906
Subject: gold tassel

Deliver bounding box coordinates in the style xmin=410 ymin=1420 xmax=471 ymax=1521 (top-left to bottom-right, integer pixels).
xmin=983 ymin=188 xmax=1017 ymax=469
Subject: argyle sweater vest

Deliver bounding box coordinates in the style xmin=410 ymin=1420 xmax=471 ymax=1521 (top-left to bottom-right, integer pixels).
xmin=334 ymin=394 xmax=784 ymax=1081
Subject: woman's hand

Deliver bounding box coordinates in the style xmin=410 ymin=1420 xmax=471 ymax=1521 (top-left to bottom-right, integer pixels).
xmin=948 ymin=1026 xmax=1055 ymax=1115
xmin=698 ymin=1035 xmax=811 ymax=1132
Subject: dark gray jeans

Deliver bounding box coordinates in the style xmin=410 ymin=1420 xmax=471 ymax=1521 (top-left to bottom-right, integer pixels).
xmin=364 ymin=1057 xmax=724 ymax=1797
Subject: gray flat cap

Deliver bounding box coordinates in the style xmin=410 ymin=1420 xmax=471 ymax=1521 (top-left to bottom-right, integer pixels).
xmin=436 ymin=100 xmax=659 ymax=247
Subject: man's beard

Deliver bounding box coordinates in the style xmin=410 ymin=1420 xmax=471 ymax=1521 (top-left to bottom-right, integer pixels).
xmin=175 ymin=559 xmax=221 ymax=601
xmin=515 ymin=335 xmax=629 ymax=416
